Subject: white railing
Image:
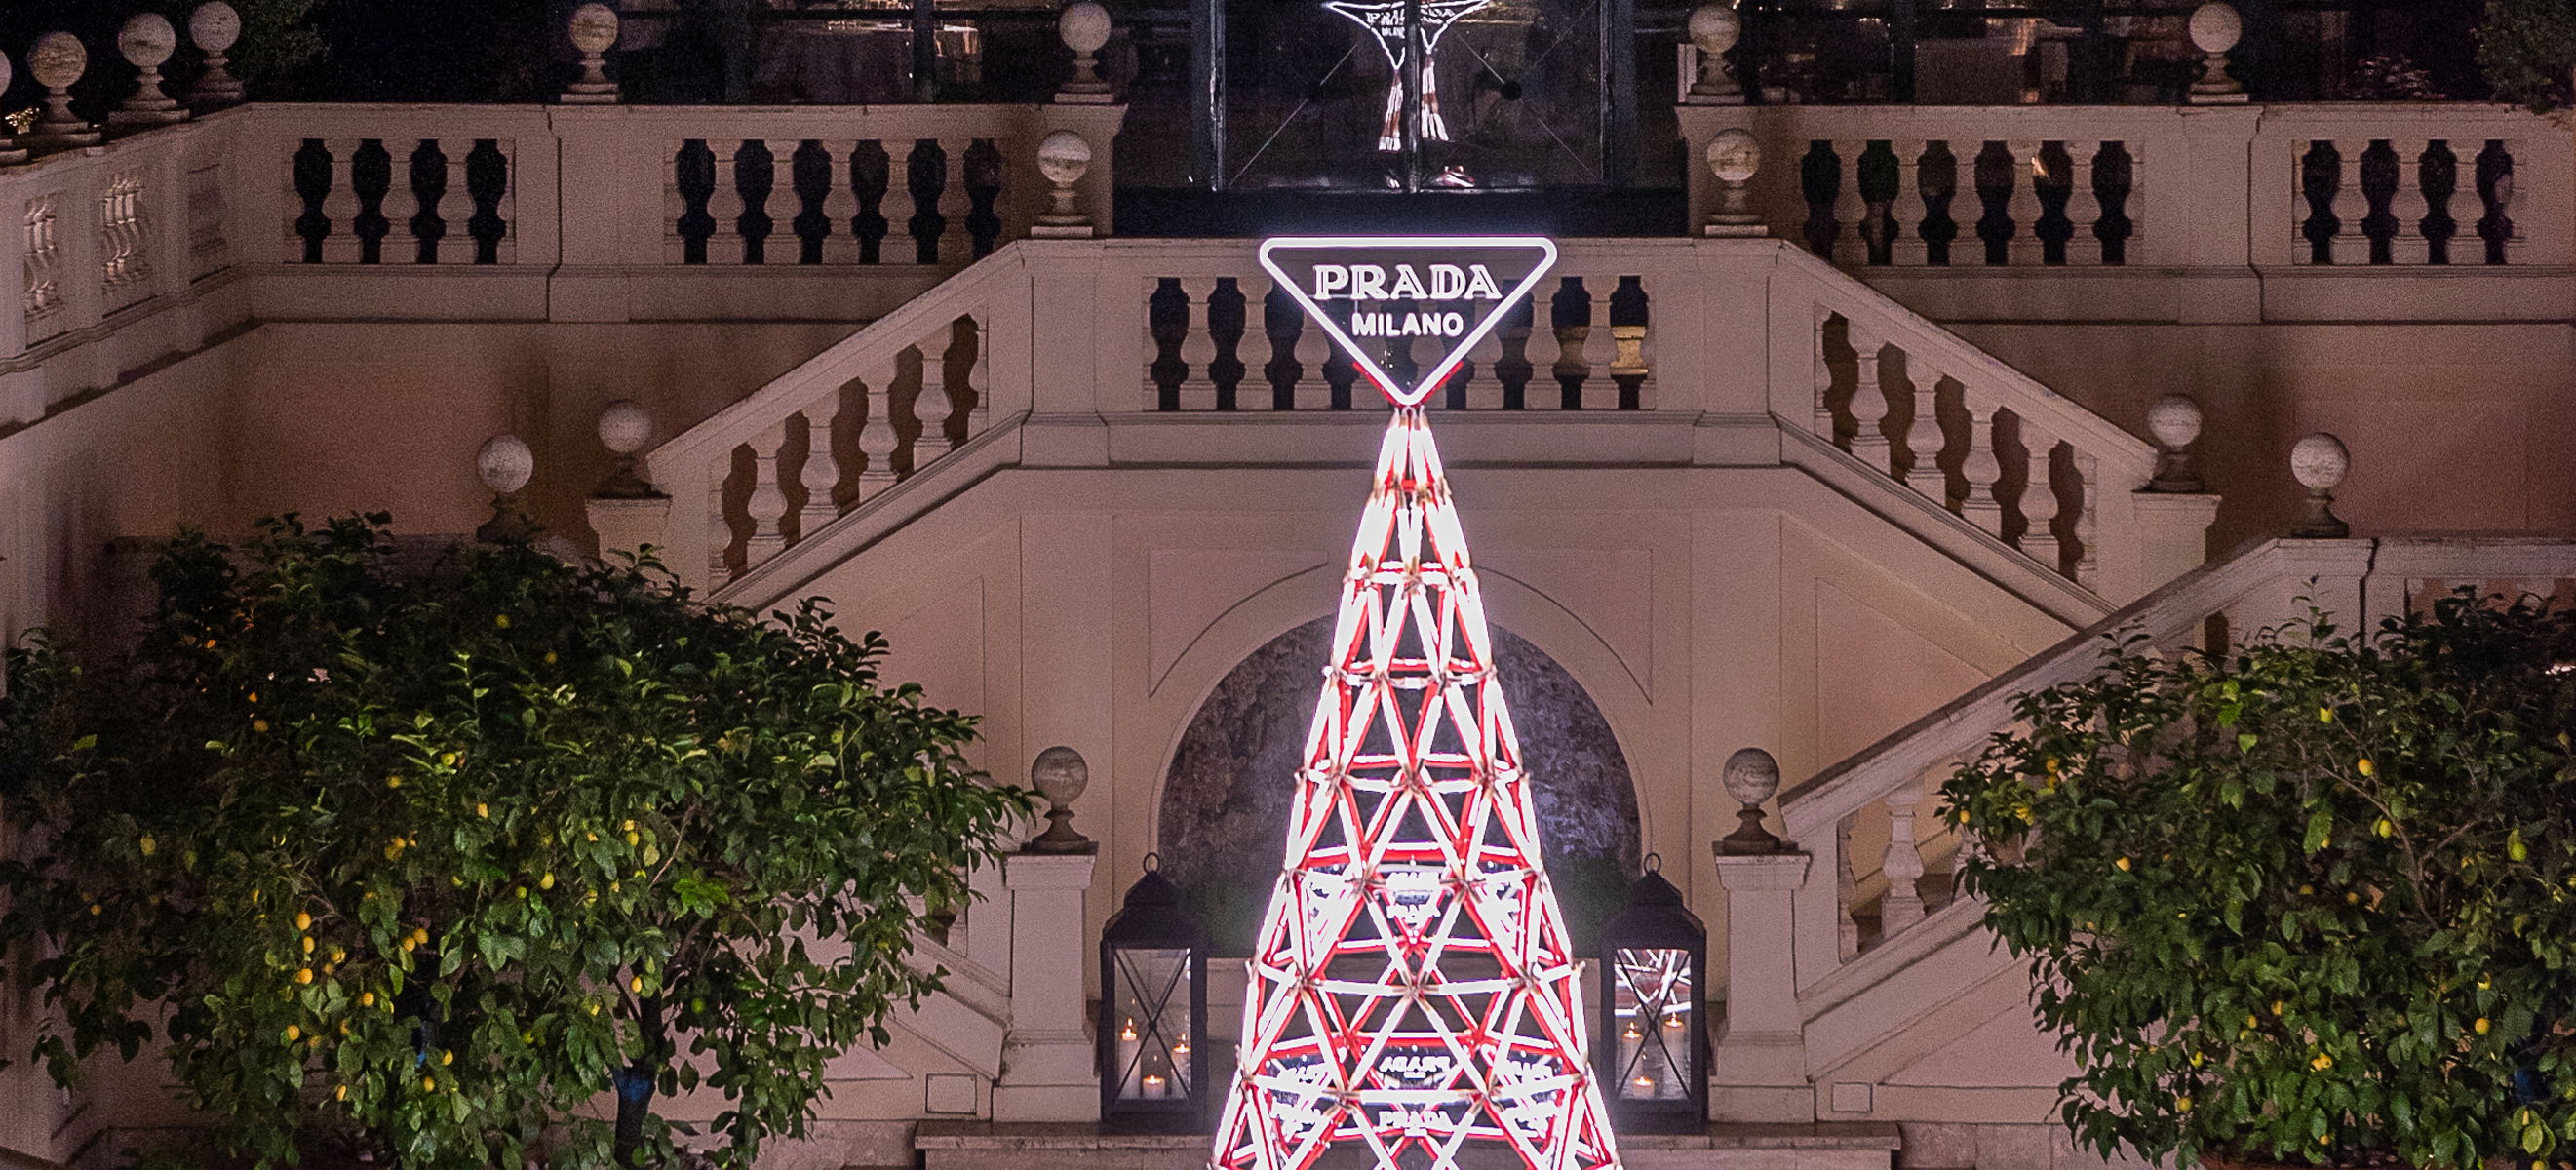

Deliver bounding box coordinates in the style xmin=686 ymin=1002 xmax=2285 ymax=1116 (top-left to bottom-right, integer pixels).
xmin=1679 ymin=103 xmax=2574 ymax=273
xmin=1765 ymin=533 xmax=2576 ymax=1034
xmin=630 ymin=237 xmax=2202 ymax=603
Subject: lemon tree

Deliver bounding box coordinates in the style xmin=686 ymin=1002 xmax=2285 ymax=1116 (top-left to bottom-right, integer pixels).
xmin=1943 ymin=593 xmax=2576 ymax=1169
xmin=0 ymin=515 xmax=1027 ymax=1168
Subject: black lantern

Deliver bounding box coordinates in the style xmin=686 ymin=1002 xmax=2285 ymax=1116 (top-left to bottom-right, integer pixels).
xmin=1596 ymin=854 xmax=1708 ymax=1132
xmin=1099 ymin=854 xmax=1209 ymax=1132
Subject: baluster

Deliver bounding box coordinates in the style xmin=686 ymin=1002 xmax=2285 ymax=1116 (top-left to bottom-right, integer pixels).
xmin=1177 ymin=278 xmax=1221 ymax=410
xmin=1961 ymin=394 xmax=2006 ymax=536
xmin=2389 ymin=139 xmax=2431 ymax=264
xmin=799 ymin=399 xmax=840 ymax=537
xmin=2090 ymin=141 xmax=2135 ymax=265
xmin=851 ymin=141 xmax=891 ymax=264
xmin=1856 ymin=140 xmax=1900 ymax=266
xmin=2476 ymin=140 xmax=2516 ymax=265
xmin=1464 ymin=316 xmax=1507 ymax=410
xmin=745 ymin=422 xmax=791 ymax=565
xmin=964 ymin=138 xmax=1004 ymax=258
xmin=1848 ymin=320 xmax=1891 ymax=473
xmin=906 ymin=138 xmax=949 ymax=264
xmin=1798 ymin=141 xmax=1843 ymax=259
xmin=791 ymin=139 xmax=833 ymax=264
xmin=291 ymin=138 xmax=332 ymax=263
xmin=1834 ymin=816 xmax=1859 ymax=960
xmin=961 ymin=312 xmax=990 ymax=442
xmin=1206 ymin=277 xmax=1248 ymax=410
xmin=1269 ymin=286 xmax=1313 ymax=410
xmin=2076 ymin=452 xmax=2100 ymax=590
xmin=1881 ymin=787 xmax=1928 ymax=936
xmin=1904 ymin=362 xmax=1945 ymax=500
xmin=463 ymin=139 xmax=508 ymax=264
xmin=2331 ymin=139 xmax=2374 ymax=265
xmin=2019 ymin=417 xmax=2064 ymax=575
xmin=1550 ymin=277 xmax=1592 ymax=410
xmin=408 ymin=139 xmax=448 ymax=264
xmin=350 ymin=140 xmax=391 ymax=264
xmin=1148 ymin=277 xmax=1190 ymax=410
xmin=938 ymin=137 xmax=975 ymax=263
xmin=1493 ymin=295 xmax=1534 ymax=410
xmin=1608 ymin=275 xmax=1648 ymax=410
xmin=1321 ymin=300 xmax=1359 ymax=410
xmin=1972 ymin=140 xmax=2015 ymax=265
xmin=1916 ymin=141 xmax=1959 ymax=267
xmin=2031 ymin=141 xmax=2076 ymax=265
xmin=2298 ymin=140 xmax=2342 ymax=264
xmin=2357 ymin=139 xmax=2400 ymax=264
xmin=2007 ymin=138 xmax=2047 ymax=265
xmin=1813 ymin=307 xmax=1838 ymax=443
xmin=318 ymin=138 xmax=361 ymax=263
xmin=707 ymin=464 xmax=730 ymax=583
xmin=674 ymin=139 xmax=717 ymax=264
xmin=858 ymin=371 xmax=899 ymax=498
xmin=732 ymin=140 xmax=776 ymax=264
xmin=2419 ymin=140 xmax=2458 ymax=265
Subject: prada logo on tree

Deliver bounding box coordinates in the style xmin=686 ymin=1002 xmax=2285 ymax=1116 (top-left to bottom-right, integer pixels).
xmin=1257 ymin=236 xmax=1558 ymax=408
xmin=1213 ymin=238 xmax=1620 ymax=1170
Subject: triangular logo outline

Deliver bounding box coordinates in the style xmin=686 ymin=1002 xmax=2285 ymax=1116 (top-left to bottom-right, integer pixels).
xmin=1256 ymin=235 xmax=1560 ymax=408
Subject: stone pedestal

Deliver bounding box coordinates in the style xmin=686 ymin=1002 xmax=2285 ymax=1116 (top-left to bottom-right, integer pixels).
xmin=1709 ymin=850 xmax=1813 ymax=1123
xmin=993 ymin=850 xmax=1101 ymax=1121
xmin=585 ymin=494 xmax=669 ymax=566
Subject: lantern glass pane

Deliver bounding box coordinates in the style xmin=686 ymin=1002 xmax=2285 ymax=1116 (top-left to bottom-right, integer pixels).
xmin=1110 ymin=946 xmax=1194 ymax=1101
xmin=1609 ymin=946 xmax=1693 ymax=1100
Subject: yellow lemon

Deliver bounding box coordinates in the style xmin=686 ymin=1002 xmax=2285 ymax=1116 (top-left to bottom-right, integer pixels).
xmin=539 ymin=873 xmax=555 ymax=890
xmin=2244 ymin=1014 xmax=2260 ymax=1028
xmin=411 ymin=927 xmax=429 ymax=945
xmin=494 ymin=614 xmax=511 ymax=629
xmin=2311 ymin=1053 xmax=2332 ymax=1071
xmin=2271 ymin=1000 xmax=2285 ymax=1016
xmin=2476 ymin=1017 xmax=2493 ymax=1034
xmin=586 ymin=1002 xmax=601 ymax=1016
xmin=138 ymin=836 xmax=156 ymax=856
xmin=2357 ymin=758 xmax=2374 ymax=776
xmin=360 ymin=992 xmax=376 ymax=1007
xmin=622 ymin=819 xmax=637 ymax=832
xmin=335 ymin=1084 xmax=348 ymax=1102
xmin=2189 ymin=1051 xmax=2205 ymax=1068
xmin=476 ymin=802 xmax=489 ymax=818
xmin=294 ymin=912 xmax=312 ymax=930
xmin=421 ymin=1076 xmax=436 ymax=1092
xmin=2114 ymin=857 xmax=2131 ymax=872
xmin=625 ymin=831 xmax=641 ymax=847
xmin=401 ymin=938 xmax=417 ymax=954
xmin=544 ymin=651 xmax=558 ymax=665
xmin=387 ymin=775 xmax=403 ymax=789
xmin=301 ymin=936 xmax=315 ymax=955
xmin=440 ymin=1050 xmax=453 ymax=1066
xmin=252 ymin=720 xmax=269 ymax=733
xmin=295 ymin=967 xmax=314 ymax=984
xmin=630 ymin=975 xmax=644 ymax=994
xmin=2176 ymin=1095 xmax=2192 ymax=1112
xmin=283 ymin=1025 xmax=301 ymax=1042
xmin=2319 ymin=707 xmax=2333 ymax=722
xmin=2375 ymin=818 xmax=2394 ymax=838
xmin=88 ymin=903 xmax=102 ymax=916
xmin=2318 ymin=1134 xmax=2331 ymax=1147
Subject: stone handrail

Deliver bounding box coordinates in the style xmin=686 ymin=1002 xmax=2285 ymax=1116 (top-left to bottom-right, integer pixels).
xmin=1679 ymin=103 xmax=2574 ymax=275
xmin=1770 ymin=534 xmax=2576 ymax=1000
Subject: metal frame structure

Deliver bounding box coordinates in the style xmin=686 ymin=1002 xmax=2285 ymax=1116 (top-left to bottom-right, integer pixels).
xmin=1213 ymin=236 xmax=1619 ymax=1170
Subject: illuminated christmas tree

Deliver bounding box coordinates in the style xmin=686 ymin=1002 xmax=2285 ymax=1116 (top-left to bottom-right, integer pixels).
xmin=1209 ymin=269 xmax=1621 ymax=1169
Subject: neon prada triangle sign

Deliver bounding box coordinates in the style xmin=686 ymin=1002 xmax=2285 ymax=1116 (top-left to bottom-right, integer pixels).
xmin=1258 ymin=235 xmax=1558 ymax=408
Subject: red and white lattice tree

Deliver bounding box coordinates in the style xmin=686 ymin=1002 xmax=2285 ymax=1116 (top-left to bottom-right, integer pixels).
xmin=1212 ymin=238 xmax=1620 ymax=1170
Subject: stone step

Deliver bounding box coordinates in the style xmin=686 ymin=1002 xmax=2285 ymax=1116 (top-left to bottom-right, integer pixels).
xmin=917 ymin=1120 xmax=1900 ymax=1170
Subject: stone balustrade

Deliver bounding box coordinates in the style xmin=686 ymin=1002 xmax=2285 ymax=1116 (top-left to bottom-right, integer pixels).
xmin=1700 ymin=518 xmax=2576 ymax=1119
xmin=1677 ymin=103 xmax=2574 ymax=277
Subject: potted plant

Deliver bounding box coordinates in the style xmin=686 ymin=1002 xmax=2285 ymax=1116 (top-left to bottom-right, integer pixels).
xmin=1942 ymin=593 xmax=2576 ymax=1169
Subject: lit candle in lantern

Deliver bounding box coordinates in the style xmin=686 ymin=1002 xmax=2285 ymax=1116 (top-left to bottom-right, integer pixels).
xmin=1117 ymin=1019 xmax=1142 ymax=1098
xmin=1143 ymin=1072 xmax=1169 ymax=1099
xmin=1631 ymin=1072 xmax=1657 ymax=1095
xmin=1618 ymin=1019 xmax=1642 ymax=1086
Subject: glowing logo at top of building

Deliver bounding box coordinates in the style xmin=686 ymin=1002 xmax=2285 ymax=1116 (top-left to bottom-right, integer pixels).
xmin=1256 ymin=235 xmax=1557 ymax=408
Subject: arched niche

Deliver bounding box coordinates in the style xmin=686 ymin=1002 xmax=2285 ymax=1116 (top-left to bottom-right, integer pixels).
xmin=1156 ymin=615 xmax=1640 ymax=956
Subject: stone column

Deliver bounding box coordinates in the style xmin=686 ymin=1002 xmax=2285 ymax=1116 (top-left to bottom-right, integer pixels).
xmin=1707 ymin=849 xmax=1812 ymax=1122
xmin=993 ymin=849 xmax=1103 ymax=1121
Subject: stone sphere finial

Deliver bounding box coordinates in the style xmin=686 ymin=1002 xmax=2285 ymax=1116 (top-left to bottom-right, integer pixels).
xmin=2147 ymin=393 xmax=2203 ymax=449
xmin=1025 ymin=746 xmax=1098 ymax=854
xmin=593 ymin=400 xmax=658 ymax=499
xmin=1060 ymin=1 xmax=1112 ymax=55
xmin=1718 ymin=747 xmax=1784 ymax=854
xmin=1706 ymin=128 xmax=1760 ymax=184
xmin=478 ymin=434 xmax=535 ymax=495
xmin=28 ymin=32 xmax=86 ymax=91
xmin=1056 ymin=1 xmax=1114 ymax=102
xmin=190 ymin=2 xmax=242 ymax=53
xmin=188 ymin=4 xmax=247 ymax=109
xmin=2188 ymin=2 xmax=2243 ymax=54
xmin=562 ymin=3 xmax=622 ymax=103
xmin=1032 ymin=130 xmax=1097 ymax=238
xmin=2287 ymin=433 xmax=2351 ymax=539
xmin=568 ymin=3 xmax=620 ymax=55
xmin=119 ymin=14 xmax=177 ymax=68
xmin=475 ymin=435 xmax=538 ymax=543
xmin=2145 ymin=393 xmax=2207 ymax=493
xmin=1687 ymin=4 xmax=1740 ymax=55
xmin=2290 ymin=432 xmax=2347 ymax=492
